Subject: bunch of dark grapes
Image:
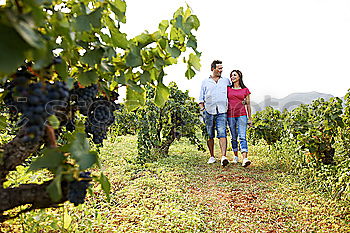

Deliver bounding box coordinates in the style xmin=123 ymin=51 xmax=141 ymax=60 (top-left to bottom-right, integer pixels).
xmin=85 ymin=122 xmax=108 ymax=144
xmin=65 ymin=84 xmax=121 ymax=138
xmin=3 ymin=68 xmax=70 ymax=143
xmin=2 ymin=68 xmax=34 ymax=124
xmin=85 ymin=98 xmax=118 ymax=144
xmin=19 ymin=81 xmax=69 ymax=143
xmin=3 ymin=87 xmax=18 ymax=123
xmin=69 ymin=83 xmax=98 ymax=115
xmin=67 ymin=172 xmax=91 ymax=206
xmin=3 ymin=90 xmax=19 ymax=124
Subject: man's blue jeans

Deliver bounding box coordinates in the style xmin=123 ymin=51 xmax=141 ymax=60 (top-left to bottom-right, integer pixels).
xmin=227 ymin=115 xmax=248 ymax=152
xmin=204 ymin=111 xmax=227 ymax=139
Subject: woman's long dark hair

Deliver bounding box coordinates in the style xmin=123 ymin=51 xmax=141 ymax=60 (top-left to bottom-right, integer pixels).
xmin=229 ymin=70 xmax=247 ymax=89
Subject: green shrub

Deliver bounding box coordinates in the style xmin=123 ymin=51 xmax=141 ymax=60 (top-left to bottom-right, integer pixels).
xmin=135 ymin=82 xmax=205 ymax=164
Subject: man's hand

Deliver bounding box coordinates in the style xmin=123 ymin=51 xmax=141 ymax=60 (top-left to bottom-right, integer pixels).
xmin=199 ymin=107 xmax=206 ymax=122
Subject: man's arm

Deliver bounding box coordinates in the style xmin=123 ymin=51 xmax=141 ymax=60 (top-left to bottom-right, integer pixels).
xmin=198 ymin=81 xmax=205 ymax=111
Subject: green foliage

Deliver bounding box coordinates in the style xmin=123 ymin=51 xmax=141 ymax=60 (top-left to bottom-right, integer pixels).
xmin=0 ymin=0 xmax=201 ymax=215
xmin=248 ymin=106 xmax=284 ymax=145
xmin=135 ymin=82 xmax=205 ymax=164
xmin=249 ymin=93 xmax=350 ymax=200
xmin=251 ymin=97 xmax=344 ymax=164
xmin=335 ymin=89 xmax=350 ymax=197
xmin=28 ymin=131 xmax=102 ymax=201
xmin=112 ymin=104 xmax=138 ymax=136
xmin=284 ymin=97 xmax=344 ymax=165
xmin=339 ymin=89 xmax=350 ymax=156
xmin=0 ymin=0 xmax=201 ymax=108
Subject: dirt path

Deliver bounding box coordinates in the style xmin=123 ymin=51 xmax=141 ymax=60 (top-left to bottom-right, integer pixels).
xmin=183 ymin=159 xmax=349 ymax=232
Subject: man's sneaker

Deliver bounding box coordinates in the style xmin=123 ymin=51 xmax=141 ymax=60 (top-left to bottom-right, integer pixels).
xmin=207 ymin=157 xmax=216 ymax=164
xmin=232 ymin=156 xmax=239 ymax=164
xmin=221 ymin=156 xmax=229 ymax=167
xmin=242 ymin=158 xmax=251 ymax=167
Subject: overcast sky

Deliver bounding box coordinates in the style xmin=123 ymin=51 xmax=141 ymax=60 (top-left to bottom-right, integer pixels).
xmin=122 ymin=0 xmax=350 ymax=104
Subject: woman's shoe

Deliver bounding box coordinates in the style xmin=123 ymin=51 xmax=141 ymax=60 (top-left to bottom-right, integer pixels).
xmin=232 ymin=156 xmax=239 ymax=164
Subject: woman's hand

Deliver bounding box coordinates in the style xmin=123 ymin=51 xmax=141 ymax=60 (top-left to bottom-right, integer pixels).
xmin=247 ymin=119 xmax=253 ymax=127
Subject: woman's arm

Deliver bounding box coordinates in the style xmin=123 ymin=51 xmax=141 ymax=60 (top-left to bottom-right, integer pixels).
xmin=245 ymin=94 xmax=252 ymax=124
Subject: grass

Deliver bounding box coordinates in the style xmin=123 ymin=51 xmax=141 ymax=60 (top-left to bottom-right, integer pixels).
xmin=1 ymin=135 xmax=349 ymax=232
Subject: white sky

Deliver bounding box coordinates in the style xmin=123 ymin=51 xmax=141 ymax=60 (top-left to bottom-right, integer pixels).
xmin=121 ymin=0 xmax=350 ymax=104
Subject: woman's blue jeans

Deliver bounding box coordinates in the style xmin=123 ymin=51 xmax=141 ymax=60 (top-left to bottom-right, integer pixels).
xmin=227 ymin=115 xmax=248 ymax=152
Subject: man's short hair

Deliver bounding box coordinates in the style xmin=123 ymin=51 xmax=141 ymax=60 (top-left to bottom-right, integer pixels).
xmin=211 ymin=60 xmax=222 ymax=71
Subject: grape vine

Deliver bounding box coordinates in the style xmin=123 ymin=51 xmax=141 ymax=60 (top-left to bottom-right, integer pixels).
xmin=0 ymin=0 xmax=201 ymax=221
xmin=248 ymin=93 xmax=350 ymax=199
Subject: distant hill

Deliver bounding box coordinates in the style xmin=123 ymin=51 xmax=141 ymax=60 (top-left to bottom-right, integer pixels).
xmin=252 ymin=91 xmax=336 ymax=113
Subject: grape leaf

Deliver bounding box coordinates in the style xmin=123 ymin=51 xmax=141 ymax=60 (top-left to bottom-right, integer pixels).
xmin=47 ymin=172 xmax=62 ymax=202
xmin=154 ymin=82 xmax=170 ymax=107
xmin=48 ymin=115 xmax=60 ymax=129
xmin=185 ymin=66 xmax=196 ymax=79
xmin=0 ymin=116 xmax=7 ymax=130
xmin=78 ymin=70 xmax=99 ymax=86
xmin=73 ymin=15 xmax=91 ymax=32
xmin=98 ymin=172 xmax=111 ymax=202
xmin=0 ymin=24 xmax=30 ymax=74
xmin=189 ymin=53 xmax=201 ymax=71
xmin=126 ymin=46 xmax=143 ymax=67
xmin=29 ymin=149 xmax=65 ymax=172
xmin=81 ymin=48 xmax=104 ymax=67
xmin=12 ymin=20 xmax=45 ymax=49
xmin=159 ymin=20 xmax=169 ymax=33
xmin=87 ymin=7 xmax=103 ymax=28
xmin=125 ymin=86 xmax=145 ymax=111
xmin=69 ymin=133 xmax=97 ymax=170
xmin=166 ymin=44 xmax=181 ymax=58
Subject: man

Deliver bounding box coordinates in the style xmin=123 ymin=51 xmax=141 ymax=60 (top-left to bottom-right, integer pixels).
xmin=199 ymin=60 xmax=230 ymax=167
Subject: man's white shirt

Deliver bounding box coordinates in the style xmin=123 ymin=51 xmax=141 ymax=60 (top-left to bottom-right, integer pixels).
xmin=198 ymin=76 xmax=231 ymax=115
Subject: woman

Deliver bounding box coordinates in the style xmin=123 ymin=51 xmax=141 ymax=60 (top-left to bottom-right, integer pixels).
xmin=227 ymin=70 xmax=252 ymax=167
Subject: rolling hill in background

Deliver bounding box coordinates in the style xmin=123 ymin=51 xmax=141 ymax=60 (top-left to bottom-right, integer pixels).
xmin=252 ymin=91 xmax=342 ymax=113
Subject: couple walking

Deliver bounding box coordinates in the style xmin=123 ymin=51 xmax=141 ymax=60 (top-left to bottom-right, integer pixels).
xmin=199 ymin=60 xmax=252 ymax=167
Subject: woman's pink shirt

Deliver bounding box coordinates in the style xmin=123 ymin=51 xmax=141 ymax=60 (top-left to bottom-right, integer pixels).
xmin=227 ymin=87 xmax=251 ymax=118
